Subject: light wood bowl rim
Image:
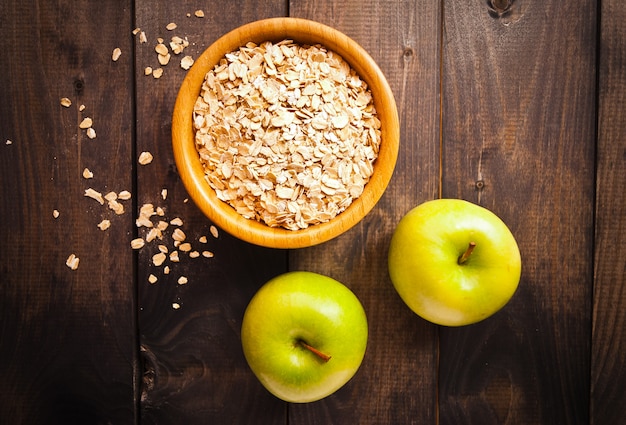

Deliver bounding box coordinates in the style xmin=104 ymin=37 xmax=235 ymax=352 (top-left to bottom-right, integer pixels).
xmin=172 ymin=17 xmax=399 ymax=248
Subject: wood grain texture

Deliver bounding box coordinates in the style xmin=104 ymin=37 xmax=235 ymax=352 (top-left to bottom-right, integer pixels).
xmin=288 ymin=1 xmax=441 ymax=423
xmin=0 ymin=0 xmax=137 ymax=423
xmin=133 ymin=1 xmax=289 ymax=423
xmin=591 ymin=1 xmax=626 ymax=423
xmin=440 ymin=1 xmax=596 ymax=423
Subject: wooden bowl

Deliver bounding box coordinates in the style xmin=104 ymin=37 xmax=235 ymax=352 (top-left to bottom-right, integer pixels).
xmin=172 ymin=17 xmax=399 ymax=248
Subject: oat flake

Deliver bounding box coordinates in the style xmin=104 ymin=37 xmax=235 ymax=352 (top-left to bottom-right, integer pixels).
xmin=66 ymin=254 xmax=80 ymax=270
xmin=79 ymin=117 xmax=93 ymax=129
xmin=112 ymin=47 xmax=122 ymax=61
xmin=138 ymin=151 xmax=153 ymax=165
xmin=98 ymin=219 xmax=111 ymax=231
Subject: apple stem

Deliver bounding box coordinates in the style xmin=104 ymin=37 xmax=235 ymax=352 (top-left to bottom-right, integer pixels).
xmin=458 ymin=241 xmax=477 ymax=265
xmin=298 ymin=340 xmax=332 ymax=363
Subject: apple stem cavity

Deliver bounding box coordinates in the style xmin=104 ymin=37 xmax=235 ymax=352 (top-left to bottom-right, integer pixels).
xmin=458 ymin=241 xmax=477 ymax=265
xmin=298 ymin=340 xmax=332 ymax=363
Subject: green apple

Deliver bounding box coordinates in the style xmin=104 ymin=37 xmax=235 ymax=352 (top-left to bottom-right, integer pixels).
xmin=241 ymin=271 xmax=368 ymax=403
xmin=388 ymin=199 xmax=521 ymax=326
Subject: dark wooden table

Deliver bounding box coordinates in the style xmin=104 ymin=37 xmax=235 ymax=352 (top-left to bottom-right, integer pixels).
xmin=1 ymin=1 xmax=624 ymax=424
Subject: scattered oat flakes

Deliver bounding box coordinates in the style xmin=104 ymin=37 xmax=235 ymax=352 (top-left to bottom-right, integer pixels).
xmin=169 ymin=251 xmax=180 ymax=262
xmin=210 ymin=225 xmax=219 ymax=238
xmin=177 ymin=276 xmax=188 ymax=285
xmin=60 ymin=97 xmax=72 ymax=107
xmin=144 ymin=226 xmax=163 ymax=243
xmin=66 ymin=254 xmax=80 ymax=270
xmin=164 ymin=266 xmax=170 ymax=274
xmin=152 ymin=252 xmax=167 ymax=266
xmin=148 ymin=274 xmax=158 ymax=284
xmin=202 ymin=251 xmax=214 ymax=258
xmin=156 ymin=220 xmax=168 ymax=231
xmin=131 ymin=238 xmax=145 ymax=249
xmin=98 ymin=219 xmax=111 ymax=231
xmin=145 ymin=66 xmax=153 ymax=76
xmin=112 ymin=47 xmax=122 ymax=61
xmin=169 ymin=36 xmax=189 ymax=54
xmin=118 ymin=190 xmax=131 ymax=200
xmin=170 ymin=217 xmax=183 ymax=226
xmin=132 ymin=27 xmax=141 ymax=35
xmin=172 ymin=228 xmax=186 ymax=242
xmin=79 ymin=117 xmax=93 ymax=129
xmin=166 ymin=22 xmax=177 ymax=31
xmin=158 ymin=53 xmax=171 ymax=66
xmin=136 ymin=211 xmax=154 ymax=228
xmin=84 ymin=188 xmax=104 ymax=205
xmin=140 ymin=203 xmax=155 ymax=217
xmin=82 ymin=168 xmax=94 ymax=179
xmin=152 ymin=68 xmax=164 ymax=79
xmin=189 ymin=251 xmax=200 ymax=258
xmin=194 ymin=9 xmax=205 ymax=17
xmin=5 ymin=140 xmax=12 ymax=145
xmin=180 ymin=55 xmax=194 ymax=70
xmin=158 ymin=244 xmax=168 ymax=254
xmin=156 ymin=207 xmax=165 ymax=216
xmin=139 ymin=31 xmax=147 ymax=44
xmin=136 ymin=215 xmax=153 ymax=228
xmin=138 ymin=151 xmax=153 ymax=165
xmin=155 ymin=43 xmax=169 ymax=56
xmin=53 ymin=209 xmax=60 ymax=219
xmin=198 ymin=235 xmax=207 ymax=243
xmin=86 ymin=127 xmax=96 ymax=139
xmin=179 ymin=242 xmax=192 ymax=252
xmin=79 ymin=104 xmax=86 ymax=112
xmin=161 ymin=189 xmax=168 ymax=200
xmin=145 ymin=228 xmax=161 ymax=242
xmin=172 ymin=302 xmax=181 ymax=309
xmin=108 ymin=199 xmax=124 ymax=215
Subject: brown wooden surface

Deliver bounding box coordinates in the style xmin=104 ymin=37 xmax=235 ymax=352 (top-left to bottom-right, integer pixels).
xmin=1 ymin=1 xmax=624 ymax=424
xmin=592 ymin=0 xmax=626 ymax=423
xmin=0 ymin=0 xmax=138 ymax=423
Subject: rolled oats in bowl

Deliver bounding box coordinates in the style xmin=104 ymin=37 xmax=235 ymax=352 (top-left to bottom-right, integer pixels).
xmin=192 ymin=39 xmax=381 ymax=231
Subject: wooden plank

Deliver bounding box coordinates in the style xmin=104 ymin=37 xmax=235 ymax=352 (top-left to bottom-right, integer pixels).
xmin=288 ymin=1 xmax=441 ymax=423
xmin=0 ymin=0 xmax=137 ymax=423
xmin=440 ymin=1 xmax=596 ymax=423
xmin=591 ymin=1 xmax=626 ymax=423
xmin=132 ymin=2 xmax=289 ymax=423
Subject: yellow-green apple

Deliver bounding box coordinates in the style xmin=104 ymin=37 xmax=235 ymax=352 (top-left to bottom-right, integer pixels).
xmin=388 ymin=199 xmax=521 ymax=326
xmin=241 ymin=271 xmax=368 ymax=403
